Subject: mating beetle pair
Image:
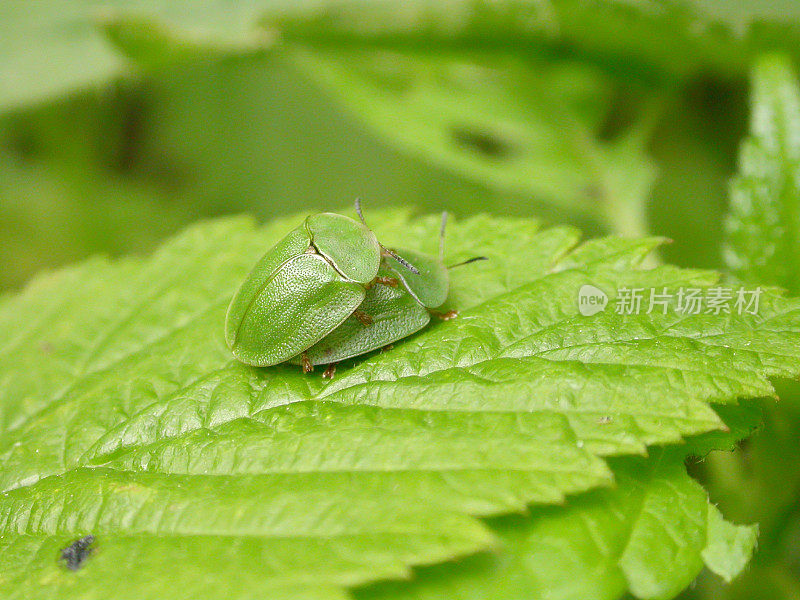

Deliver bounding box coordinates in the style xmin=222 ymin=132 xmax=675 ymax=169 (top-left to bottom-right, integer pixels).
xmin=225 ymin=201 xmax=483 ymax=375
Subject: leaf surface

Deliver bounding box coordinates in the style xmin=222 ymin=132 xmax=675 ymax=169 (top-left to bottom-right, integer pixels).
xmin=0 ymin=210 xmax=796 ymax=598
xmin=359 ymin=451 xmax=757 ymax=600
xmin=725 ymin=54 xmax=800 ymax=294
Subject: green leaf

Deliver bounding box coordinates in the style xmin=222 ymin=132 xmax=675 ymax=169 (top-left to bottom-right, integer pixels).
xmin=1 ymin=210 xmax=797 ymax=598
xmin=709 ymin=52 xmax=800 ymax=600
xmin=685 ymin=401 xmax=763 ymax=457
xmin=724 ymin=54 xmax=800 ymax=293
xmin=359 ymin=451 xmax=757 ymax=600
xmin=5 ymin=1 xmax=800 ymax=114
xmin=0 ymin=1 xmax=123 ymax=112
xmin=99 ymin=13 xmax=270 ymax=70
xmin=270 ymin=0 xmax=800 ymax=81
xmin=0 ymin=0 xmax=277 ymax=113
xmin=701 ymin=504 xmax=758 ymax=584
xmin=285 ymin=46 xmax=656 ymax=233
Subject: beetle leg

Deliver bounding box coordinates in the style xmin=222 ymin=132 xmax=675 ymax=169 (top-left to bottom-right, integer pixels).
xmin=375 ymin=276 xmax=399 ymax=287
xmin=431 ymin=309 xmax=458 ymax=320
xmin=366 ymin=276 xmax=398 ymax=289
xmin=379 ymin=343 xmax=394 ymax=354
xmin=353 ymin=310 xmax=373 ymax=326
xmin=322 ymin=364 xmax=337 ymax=379
xmin=301 ymin=352 xmax=313 ymax=373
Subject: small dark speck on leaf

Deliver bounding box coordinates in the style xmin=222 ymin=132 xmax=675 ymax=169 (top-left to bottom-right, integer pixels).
xmin=451 ymin=125 xmax=513 ymax=159
xmin=59 ymin=535 xmax=95 ymax=571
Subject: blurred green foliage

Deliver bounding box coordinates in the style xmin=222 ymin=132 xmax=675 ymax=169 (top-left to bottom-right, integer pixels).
xmin=688 ymin=54 xmax=800 ymax=600
xmin=4 ymin=0 xmax=800 ymax=290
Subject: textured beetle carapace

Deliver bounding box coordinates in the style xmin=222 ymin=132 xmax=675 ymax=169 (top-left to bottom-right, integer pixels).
xmin=226 ymin=202 xmax=485 ymax=374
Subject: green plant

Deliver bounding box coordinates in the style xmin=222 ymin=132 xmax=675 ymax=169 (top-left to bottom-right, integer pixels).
xmin=3 ymin=3 xmax=800 ymax=599
xmin=685 ymin=54 xmax=800 ymax=600
xmin=1 ymin=209 xmax=799 ymax=598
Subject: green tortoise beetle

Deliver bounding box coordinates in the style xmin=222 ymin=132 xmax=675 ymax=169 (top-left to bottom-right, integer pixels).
xmin=225 ymin=201 xmax=485 ymax=374
xmin=224 ymin=202 xmax=413 ymax=367
xmin=299 ymin=210 xmax=486 ymax=377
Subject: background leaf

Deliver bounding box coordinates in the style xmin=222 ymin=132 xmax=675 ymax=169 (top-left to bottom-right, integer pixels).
xmin=360 ymin=451 xmax=756 ymax=600
xmin=6 ymin=0 xmax=800 ymax=113
xmin=0 ymin=0 xmax=772 ymax=290
xmin=0 ymin=0 xmax=283 ymax=113
xmin=724 ymin=54 xmax=800 ymax=294
xmin=688 ymin=53 xmax=800 ymax=600
xmin=286 ymin=46 xmax=656 ymax=235
xmin=268 ymin=0 xmax=800 ymax=83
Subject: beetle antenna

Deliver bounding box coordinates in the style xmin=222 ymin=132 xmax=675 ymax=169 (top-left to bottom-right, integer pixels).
xmin=354 ymin=198 xmax=367 ymax=226
xmin=384 ymin=248 xmax=420 ymax=275
xmin=448 ymin=256 xmax=488 ymax=269
xmin=439 ymin=211 xmax=447 ymax=261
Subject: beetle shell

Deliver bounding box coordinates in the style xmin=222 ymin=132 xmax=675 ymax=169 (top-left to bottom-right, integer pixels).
xmin=225 ymin=214 xmax=382 ymax=367
xmin=299 ymin=266 xmax=431 ymax=366
xmin=385 ymin=248 xmax=449 ymax=309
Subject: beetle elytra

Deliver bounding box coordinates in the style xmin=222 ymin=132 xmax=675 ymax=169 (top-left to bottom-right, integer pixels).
xmin=226 ymin=202 xmax=485 ymax=372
